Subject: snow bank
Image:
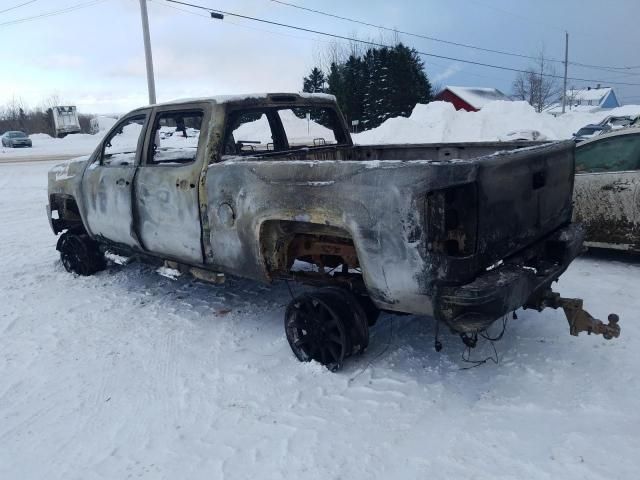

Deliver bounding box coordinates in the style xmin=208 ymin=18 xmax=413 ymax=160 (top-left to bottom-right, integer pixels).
xmin=95 ymin=115 xmax=118 ymax=132
xmin=234 ymin=110 xmax=335 ymax=146
xmin=0 ymin=132 xmax=103 ymax=158
xmin=354 ymin=101 xmax=640 ymax=144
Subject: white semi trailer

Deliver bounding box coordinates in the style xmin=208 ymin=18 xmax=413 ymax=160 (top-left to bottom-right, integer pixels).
xmin=50 ymin=106 xmax=81 ymax=138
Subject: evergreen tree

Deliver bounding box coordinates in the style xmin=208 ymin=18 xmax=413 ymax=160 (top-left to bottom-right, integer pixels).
xmin=302 ymin=67 xmax=327 ymax=93
xmin=340 ymin=55 xmax=366 ymax=125
xmin=326 ymin=63 xmax=343 ymax=103
xmin=303 ymin=43 xmax=433 ymax=131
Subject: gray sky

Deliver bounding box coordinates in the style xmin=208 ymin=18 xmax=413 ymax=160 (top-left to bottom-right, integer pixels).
xmin=2 ymin=0 xmax=639 ymax=114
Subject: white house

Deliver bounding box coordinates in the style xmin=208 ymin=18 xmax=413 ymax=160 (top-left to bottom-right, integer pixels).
xmin=546 ymin=86 xmax=620 ymax=114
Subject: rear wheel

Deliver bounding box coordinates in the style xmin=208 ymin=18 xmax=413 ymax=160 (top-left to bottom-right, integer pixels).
xmin=57 ymin=232 xmax=106 ymax=276
xmin=355 ymin=294 xmax=381 ymax=327
xmin=285 ymin=291 xmax=350 ymax=371
xmin=285 ymin=288 xmax=373 ymax=371
xmin=320 ymin=287 xmax=370 ymax=354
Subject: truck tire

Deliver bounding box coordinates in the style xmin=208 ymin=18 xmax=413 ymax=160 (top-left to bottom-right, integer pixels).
xmin=285 ymin=290 xmax=352 ymax=371
xmin=320 ymin=287 xmax=369 ymax=354
xmin=57 ymin=232 xmax=106 ymax=276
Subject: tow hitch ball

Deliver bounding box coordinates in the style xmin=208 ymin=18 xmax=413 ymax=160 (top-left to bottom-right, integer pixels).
xmin=529 ymin=290 xmax=621 ymax=340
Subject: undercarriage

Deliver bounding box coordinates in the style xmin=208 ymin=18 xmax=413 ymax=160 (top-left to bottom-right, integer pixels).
xmin=55 ymin=227 xmax=622 ymax=372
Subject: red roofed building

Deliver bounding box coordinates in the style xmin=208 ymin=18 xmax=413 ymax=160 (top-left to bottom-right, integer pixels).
xmin=434 ymin=86 xmax=512 ymax=112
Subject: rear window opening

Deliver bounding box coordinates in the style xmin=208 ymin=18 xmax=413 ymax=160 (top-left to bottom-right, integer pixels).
xmin=221 ymin=106 xmax=348 ymax=158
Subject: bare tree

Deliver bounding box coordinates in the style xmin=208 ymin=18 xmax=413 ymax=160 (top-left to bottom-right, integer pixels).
xmin=315 ymin=40 xmax=346 ymax=75
xmin=315 ymin=34 xmax=379 ymax=74
xmin=39 ymin=94 xmax=62 ymax=112
xmin=565 ymin=86 xmax=580 ymax=110
xmin=512 ymin=50 xmax=561 ymax=112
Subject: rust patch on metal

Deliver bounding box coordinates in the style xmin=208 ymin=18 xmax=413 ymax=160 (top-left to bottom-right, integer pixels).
xmin=287 ymin=234 xmax=359 ymax=271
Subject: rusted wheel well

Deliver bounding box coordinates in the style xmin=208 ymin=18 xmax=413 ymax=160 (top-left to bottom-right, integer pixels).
xmin=49 ymin=194 xmax=85 ymax=234
xmin=260 ymin=220 xmax=360 ymax=279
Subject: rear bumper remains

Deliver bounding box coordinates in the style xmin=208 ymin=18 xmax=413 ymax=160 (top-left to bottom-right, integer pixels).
xmin=434 ymin=223 xmax=584 ymax=333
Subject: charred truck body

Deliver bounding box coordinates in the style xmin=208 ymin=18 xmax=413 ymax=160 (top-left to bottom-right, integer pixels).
xmin=46 ymin=93 xmax=620 ymax=371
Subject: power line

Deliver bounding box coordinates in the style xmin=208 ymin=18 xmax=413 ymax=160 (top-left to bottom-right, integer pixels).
xmin=270 ymin=0 xmax=640 ymax=73
xmin=152 ymin=0 xmax=466 ymax=86
xmin=149 ymin=0 xmax=340 ymax=46
xmin=0 ymin=0 xmax=38 ymax=15
xmin=165 ymin=0 xmax=640 ymax=87
xmin=271 ymin=0 xmax=555 ymax=65
xmin=0 ymin=0 xmax=106 ymax=27
xmin=153 ymin=1 xmax=543 ymax=86
xmin=151 ymin=0 xmax=487 ymax=87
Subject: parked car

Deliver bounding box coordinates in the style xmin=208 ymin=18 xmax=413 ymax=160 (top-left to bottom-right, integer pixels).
xmin=629 ymin=116 xmax=640 ymax=128
xmin=598 ymin=115 xmax=636 ymax=129
xmin=573 ymin=124 xmax=611 ymax=142
xmin=1 ymin=131 xmax=32 ymax=148
xmin=574 ymin=128 xmax=640 ymax=252
xmin=45 ymin=93 xmax=620 ymax=371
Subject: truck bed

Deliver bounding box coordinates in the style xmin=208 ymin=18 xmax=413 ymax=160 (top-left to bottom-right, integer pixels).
xmin=210 ymin=140 xmax=576 ymax=326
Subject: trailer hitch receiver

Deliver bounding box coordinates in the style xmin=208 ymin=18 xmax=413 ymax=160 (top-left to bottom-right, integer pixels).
xmin=528 ymin=290 xmax=620 ymax=339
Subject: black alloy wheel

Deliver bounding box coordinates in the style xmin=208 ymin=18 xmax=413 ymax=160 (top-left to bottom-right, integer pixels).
xmin=285 ymin=291 xmax=350 ymax=371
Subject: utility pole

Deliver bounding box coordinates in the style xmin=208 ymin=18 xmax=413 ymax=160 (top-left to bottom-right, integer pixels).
xmin=561 ymin=31 xmax=569 ymax=114
xmin=139 ymin=0 xmax=157 ymax=105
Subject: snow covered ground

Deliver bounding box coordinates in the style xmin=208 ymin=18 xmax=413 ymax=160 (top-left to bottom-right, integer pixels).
xmin=1 ymin=160 xmax=640 ymax=479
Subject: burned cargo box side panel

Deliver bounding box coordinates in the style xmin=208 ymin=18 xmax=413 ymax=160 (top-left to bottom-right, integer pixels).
xmin=205 ymin=158 xmax=477 ymax=315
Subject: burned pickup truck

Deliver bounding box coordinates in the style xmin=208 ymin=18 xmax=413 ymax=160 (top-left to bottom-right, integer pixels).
xmin=47 ymin=93 xmax=620 ymax=370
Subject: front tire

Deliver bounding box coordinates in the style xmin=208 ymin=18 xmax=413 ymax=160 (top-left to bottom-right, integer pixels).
xmin=57 ymin=232 xmax=106 ymax=276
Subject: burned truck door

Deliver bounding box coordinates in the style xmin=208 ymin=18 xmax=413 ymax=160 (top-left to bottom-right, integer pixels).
xmin=574 ymin=131 xmax=640 ymax=250
xmin=133 ymin=107 xmax=207 ymax=264
xmin=81 ymin=112 xmax=149 ymax=248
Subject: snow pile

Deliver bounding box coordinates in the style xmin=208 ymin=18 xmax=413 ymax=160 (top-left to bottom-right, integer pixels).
xmin=278 ymin=109 xmax=336 ymax=145
xmin=354 ymin=101 xmax=640 ymax=144
xmin=94 ymin=115 xmax=118 ymax=132
xmin=232 ymin=114 xmax=272 ymax=145
xmin=234 ymin=110 xmax=335 ymax=146
xmin=0 ymin=132 xmax=103 ymax=159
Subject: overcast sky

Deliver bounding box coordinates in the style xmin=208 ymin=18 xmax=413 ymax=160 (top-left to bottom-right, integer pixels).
xmin=2 ymin=0 xmax=639 ymax=114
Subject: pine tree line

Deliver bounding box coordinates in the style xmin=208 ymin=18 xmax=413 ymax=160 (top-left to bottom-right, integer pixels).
xmin=302 ymin=43 xmax=432 ymax=130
